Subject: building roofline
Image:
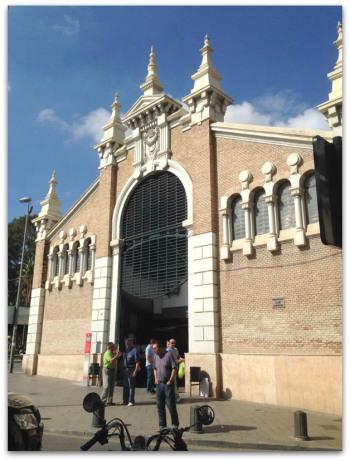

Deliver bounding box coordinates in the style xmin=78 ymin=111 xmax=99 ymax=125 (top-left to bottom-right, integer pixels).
xmin=211 ymin=122 xmax=333 ymax=149
xmin=47 ymin=177 xmax=100 ymax=239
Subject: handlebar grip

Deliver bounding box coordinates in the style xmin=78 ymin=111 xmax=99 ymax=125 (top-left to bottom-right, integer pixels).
xmin=80 ymin=434 xmax=100 ymax=451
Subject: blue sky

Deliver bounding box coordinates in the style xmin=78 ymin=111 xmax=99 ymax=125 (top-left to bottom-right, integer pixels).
xmin=8 ymin=5 xmax=342 ymax=221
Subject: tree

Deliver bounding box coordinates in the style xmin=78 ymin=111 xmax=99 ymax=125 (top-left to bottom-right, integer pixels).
xmin=8 ymin=215 xmax=37 ymax=306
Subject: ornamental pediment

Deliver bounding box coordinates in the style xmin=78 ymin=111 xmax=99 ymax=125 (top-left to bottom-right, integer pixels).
xmin=122 ymin=94 xmax=182 ymax=129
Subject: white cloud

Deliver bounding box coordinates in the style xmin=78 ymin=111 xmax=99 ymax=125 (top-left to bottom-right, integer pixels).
xmin=71 ymin=108 xmax=110 ymax=142
xmin=225 ymin=101 xmax=272 ymax=126
xmin=224 ymin=91 xmax=330 ymax=131
xmin=53 ymin=15 xmax=80 ymax=36
xmin=37 ymin=107 xmax=110 ymax=143
xmin=282 ymin=108 xmax=330 ymax=130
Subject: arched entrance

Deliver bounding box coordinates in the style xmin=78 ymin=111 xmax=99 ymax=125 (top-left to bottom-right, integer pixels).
xmin=118 ymin=171 xmax=188 ymax=353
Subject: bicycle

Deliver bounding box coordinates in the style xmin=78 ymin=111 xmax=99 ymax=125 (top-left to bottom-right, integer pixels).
xmin=80 ymin=392 xmax=215 ymax=451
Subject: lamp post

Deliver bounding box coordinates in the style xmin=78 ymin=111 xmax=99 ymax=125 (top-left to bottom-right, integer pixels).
xmin=9 ymin=197 xmax=33 ymax=373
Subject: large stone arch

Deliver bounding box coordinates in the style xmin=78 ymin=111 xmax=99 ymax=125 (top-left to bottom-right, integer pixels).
xmin=109 ymin=160 xmax=193 ymax=344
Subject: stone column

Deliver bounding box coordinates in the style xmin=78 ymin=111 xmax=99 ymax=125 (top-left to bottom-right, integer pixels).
xmin=239 ymin=170 xmax=254 ymax=256
xmin=287 ymin=153 xmax=306 ymax=247
xmin=219 ymin=196 xmax=231 ymax=260
xmin=188 ymin=232 xmax=219 ymax=354
xmin=291 ymin=188 xmax=307 ymax=247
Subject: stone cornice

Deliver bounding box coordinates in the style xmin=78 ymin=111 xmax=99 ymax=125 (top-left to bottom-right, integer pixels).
xmin=47 ymin=178 xmax=100 ymax=240
xmin=211 ymin=122 xmax=333 ymax=149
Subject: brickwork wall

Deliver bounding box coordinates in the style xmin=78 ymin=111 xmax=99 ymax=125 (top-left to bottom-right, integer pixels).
xmin=40 ymin=284 xmax=93 ymax=355
xmin=32 ymin=240 xmax=50 ymax=289
xmin=171 ymin=120 xmax=217 ymax=235
xmin=37 ymin=166 xmax=117 ymax=357
xmin=215 ymin=136 xmax=342 ymax=355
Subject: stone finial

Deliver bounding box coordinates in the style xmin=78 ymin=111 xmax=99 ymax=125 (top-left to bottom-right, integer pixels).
xmin=140 ymin=46 xmax=164 ymax=96
xmin=96 ymin=92 xmax=127 ymax=164
xmin=334 ymin=21 xmax=342 ymax=69
xmin=261 ymin=162 xmax=277 ymax=183
xmin=199 ymin=34 xmax=214 ymax=70
xmin=239 ymin=170 xmax=253 ymax=190
xmin=111 ymin=93 xmax=120 ymax=118
xmin=45 ymin=170 xmax=58 ymax=200
xmin=317 ymin=21 xmax=343 ymax=135
xmin=32 ymin=170 xmax=62 ymax=240
xmin=182 ymin=35 xmax=232 ymax=124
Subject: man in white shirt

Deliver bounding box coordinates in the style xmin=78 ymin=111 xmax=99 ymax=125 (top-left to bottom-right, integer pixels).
xmin=145 ymin=338 xmax=157 ymax=394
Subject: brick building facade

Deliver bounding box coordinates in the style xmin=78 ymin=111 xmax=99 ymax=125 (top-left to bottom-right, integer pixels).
xmin=23 ymin=27 xmax=342 ymax=415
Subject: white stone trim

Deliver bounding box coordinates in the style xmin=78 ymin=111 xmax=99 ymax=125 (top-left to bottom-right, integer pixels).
xmin=90 ymin=256 xmax=113 ymax=354
xmin=112 ymin=160 xmax=193 ymax=241
xmin=211 ymin=122 xmax=332 ymax=149
xmin=26 ymin=288 xmax=45 ymax=355
xmin=188 ymin=232 xmax=219 ymax=354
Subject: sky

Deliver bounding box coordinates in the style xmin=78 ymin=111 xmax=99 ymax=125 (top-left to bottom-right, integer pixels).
xmin=7 ymin=4 xmax=342 ymax=221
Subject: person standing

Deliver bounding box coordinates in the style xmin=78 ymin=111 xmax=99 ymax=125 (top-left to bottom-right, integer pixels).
xmin=122 ymin=336 xmax=141 ymax=406
xmin=101 ymin=342 xmax=121 ymax=406
xmin=152 ymin=340 xmax=179 ymax=431
xmin=145 ymin=339 xmax=157 ymax=394
xmin=167 ymin=338 xmax=184 ymax=403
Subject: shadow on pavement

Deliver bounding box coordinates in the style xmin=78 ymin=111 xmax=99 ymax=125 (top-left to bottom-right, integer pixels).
xmin=204 ymin=424 xmax=256 ymax=433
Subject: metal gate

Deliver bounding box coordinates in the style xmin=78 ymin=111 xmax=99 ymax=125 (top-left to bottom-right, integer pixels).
xmin=120 ymin=171 xmax=188 ymax=299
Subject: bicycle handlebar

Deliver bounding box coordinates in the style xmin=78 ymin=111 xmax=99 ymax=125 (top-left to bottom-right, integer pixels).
xmin=80 ymin=433 xmax=102 ymax=451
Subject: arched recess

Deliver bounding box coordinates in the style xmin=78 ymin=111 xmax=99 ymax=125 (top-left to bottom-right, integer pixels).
xmin=109 ymin=160 xmax=193 ymax=347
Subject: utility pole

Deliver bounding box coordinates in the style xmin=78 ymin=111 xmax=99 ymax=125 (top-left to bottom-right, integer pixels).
xmin=9 ymin=197 xmax=32 ymax=373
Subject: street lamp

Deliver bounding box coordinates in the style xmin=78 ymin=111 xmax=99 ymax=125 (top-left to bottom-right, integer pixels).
xmin=9 ymin=197 xmax=33 ymax=373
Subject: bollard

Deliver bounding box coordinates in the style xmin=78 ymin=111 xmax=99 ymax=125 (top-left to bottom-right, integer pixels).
xmin=294 ymin=410 xmax=309 ymax=440
xmin=92 ymin=403 xmax=105 ymax=428
xmin=189 ymin=405 xmax=203 ymax=433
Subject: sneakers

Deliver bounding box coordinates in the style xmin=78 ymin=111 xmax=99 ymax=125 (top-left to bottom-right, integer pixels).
xmin=127 ymin=402 xmax=134 ymax=406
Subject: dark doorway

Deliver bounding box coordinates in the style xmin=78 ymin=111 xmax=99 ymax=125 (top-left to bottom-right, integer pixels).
xmin=118 ymin=171 xmax=188 ymax=376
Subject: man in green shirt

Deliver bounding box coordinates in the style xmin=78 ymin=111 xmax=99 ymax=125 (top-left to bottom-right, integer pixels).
xmin=100 ymin=342 xmax=121 ymax=406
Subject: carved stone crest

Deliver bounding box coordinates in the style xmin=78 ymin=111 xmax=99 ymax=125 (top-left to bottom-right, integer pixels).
xmin=143 ymin=126 xmax=160 ymax=161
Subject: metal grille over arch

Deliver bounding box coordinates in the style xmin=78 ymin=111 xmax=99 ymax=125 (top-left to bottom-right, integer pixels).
xmin=120 ymin=171 xmax=188 ymax=299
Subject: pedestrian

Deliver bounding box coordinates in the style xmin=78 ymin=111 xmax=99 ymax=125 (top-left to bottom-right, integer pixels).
xmin=145 ymin=339 xmax=157 ymax=394
xmin=166 ymin=338 xmax=184 ymax=403
xmin=101 ymin=342 xmax=121 ymax=406
xmin=121 ymin=336 xmax=141 ymax=406
xmin=152 ymin=340 xmax=179 ymax=431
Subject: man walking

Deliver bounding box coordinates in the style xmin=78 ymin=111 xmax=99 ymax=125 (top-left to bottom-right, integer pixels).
xmin=152 ymin=340 xmax=179 ymax=431
xmin=101 ymin=342 xmax=121 ymax=406
xmin=122 ymin=336 xmax=141 ymax=406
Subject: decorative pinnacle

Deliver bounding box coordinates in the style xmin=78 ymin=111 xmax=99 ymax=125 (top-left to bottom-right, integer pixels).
xmin=140 ymin=45 xmax=164 ymax=95
xmin=111 ymin=93 xmax=121 ymax=119
xmin=46 ymin=169 xmax=58 ymax=199
xmin=199 ymin=33 xmax=213 ymax=69
xmin=146 ymin=46 xmax=157 ymax=79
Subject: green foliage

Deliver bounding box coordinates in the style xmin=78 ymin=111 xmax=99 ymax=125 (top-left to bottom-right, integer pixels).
xmin=8 ymin=215 xmax=37 ymax=306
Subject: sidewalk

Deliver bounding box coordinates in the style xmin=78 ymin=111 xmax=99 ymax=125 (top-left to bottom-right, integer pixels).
xmin=8 ymin=367 xmax=342 ymax=452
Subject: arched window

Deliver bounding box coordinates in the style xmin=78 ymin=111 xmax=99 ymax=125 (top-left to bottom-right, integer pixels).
xmin=74 ymin=242 xmax=80 ymax=273
xmin=304 ymin=173 xmax=318 ymax=225
xmin=254 ymin=189 xmax=269 ymax=236
xmin=277 ymin=181 xmax=295 ymax=230
xmin=231 ymin=196 xmax=245 ymax=240
xmin=53 ymin=246 xmax=59 ymax=277
xmin=62 ymin=244 xmax=69 ymax=275
xmin=85 ymin=238 xmax=92 ymax=271
xmin=121 ymin=171 xmax=187 ymax=299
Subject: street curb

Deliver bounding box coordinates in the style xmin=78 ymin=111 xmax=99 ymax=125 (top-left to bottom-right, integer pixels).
xmin=43 ymin=428 xmax=340 ymax=452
